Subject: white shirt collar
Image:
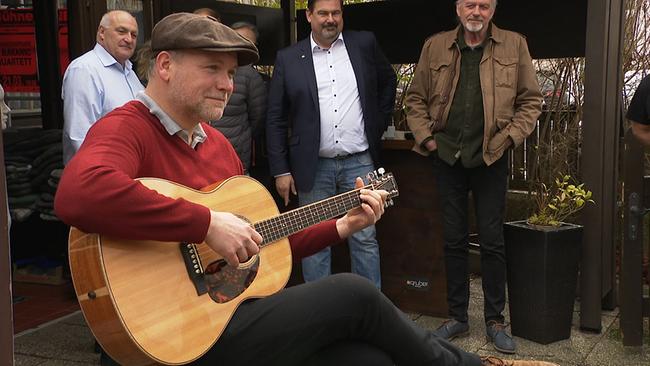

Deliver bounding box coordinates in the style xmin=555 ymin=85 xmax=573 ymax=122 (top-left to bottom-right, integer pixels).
xmin=93 ymin=43 xmax=133 ymax=71
xmin=310 ymin=32 xmax=344 ymax=52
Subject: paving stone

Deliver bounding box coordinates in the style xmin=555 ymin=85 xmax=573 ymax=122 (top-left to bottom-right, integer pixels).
xmin=14 ymin=320 xmax=99 ymax=364
xmin=584 ymin=318 xmax=650 ymax=366
xmin=12 ymin=276 xmax=648 ymax=366
xmin=14 ymin=355 xmax=45 ymax=366
xmin=57 ymin=311 xmax=87 ymax=327
xmin=16 ymin=357 xmax=97 ymax=366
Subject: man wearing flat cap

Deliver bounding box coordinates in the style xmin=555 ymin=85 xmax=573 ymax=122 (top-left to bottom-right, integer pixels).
xmin=54 ymin=13 xmax=557 ymax=366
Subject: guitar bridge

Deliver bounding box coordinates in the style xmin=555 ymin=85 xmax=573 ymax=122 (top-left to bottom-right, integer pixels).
xmin=179 ymin=242 xmax=207 ymax=296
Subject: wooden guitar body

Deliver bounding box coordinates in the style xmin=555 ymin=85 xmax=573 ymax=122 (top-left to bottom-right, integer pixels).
xmin=68 ymin=170 xmax=398 ymax=365
xmin=68 ymin=176 xmax=291 ymax=365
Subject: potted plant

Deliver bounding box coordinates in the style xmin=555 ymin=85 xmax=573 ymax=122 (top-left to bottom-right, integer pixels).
xmin=504 ymin=174 xmax=594 ymax=344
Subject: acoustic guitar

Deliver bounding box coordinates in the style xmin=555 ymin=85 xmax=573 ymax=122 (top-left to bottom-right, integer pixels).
xmin=68 ymin=170 xmax=398 ymax=365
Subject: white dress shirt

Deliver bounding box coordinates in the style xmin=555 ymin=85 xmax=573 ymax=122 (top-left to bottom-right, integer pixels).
xmin=310 ymin=33 xmax=369 ymax=158
xmin=61 ymin=43 xmax=144 ymax=164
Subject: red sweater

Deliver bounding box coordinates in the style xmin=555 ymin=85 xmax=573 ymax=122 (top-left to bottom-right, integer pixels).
xmin=54 ymin=101 xmax=341 ymax=259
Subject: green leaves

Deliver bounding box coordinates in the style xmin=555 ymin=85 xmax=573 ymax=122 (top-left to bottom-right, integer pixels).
xmin=528 ymin=173 xmax=595 ymax=227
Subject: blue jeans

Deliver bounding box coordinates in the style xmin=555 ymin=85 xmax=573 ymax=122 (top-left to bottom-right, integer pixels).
xmin=298 ymin=151 xmax=381 ymax=289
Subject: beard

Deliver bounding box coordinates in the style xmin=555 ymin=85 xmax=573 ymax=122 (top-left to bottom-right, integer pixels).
xmin=198 ymin=95 xmax=228 ymax=121
xmin=463 ymin=19 xmax=485 ymax=33
xmin=194 ymin=96 xmax=228 ymax=122
xmin=168 ymin=79 xmax=228 ymax=122
xmin=320 ymin=23 xmax=340 ymax=42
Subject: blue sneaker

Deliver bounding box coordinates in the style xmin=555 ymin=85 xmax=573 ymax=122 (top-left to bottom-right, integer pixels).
xmin=486 ymin=320 xmax=516 ymax=354
xmin=432 ymin=319 xmax=470 ymax=340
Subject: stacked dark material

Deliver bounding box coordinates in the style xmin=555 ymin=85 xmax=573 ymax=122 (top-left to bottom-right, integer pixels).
xmin=3 ymin=128 xmax=63 ymax=222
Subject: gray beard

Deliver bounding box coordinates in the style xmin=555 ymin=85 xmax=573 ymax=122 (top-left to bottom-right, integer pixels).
xmin=465 ymin=21 xmax=484 ymax=33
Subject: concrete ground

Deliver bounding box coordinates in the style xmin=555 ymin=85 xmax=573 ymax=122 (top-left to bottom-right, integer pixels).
xmin=13 ymin=277 xmax=650 ymax=365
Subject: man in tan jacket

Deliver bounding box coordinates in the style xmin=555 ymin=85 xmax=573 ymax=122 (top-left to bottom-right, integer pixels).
xmin=406 ymin=0 xmax=542 ymax=354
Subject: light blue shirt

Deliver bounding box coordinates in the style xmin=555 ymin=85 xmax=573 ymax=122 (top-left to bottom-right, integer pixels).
xmin=310 ymin=33 xmax=368 ymax=158
xmin=61 ymin=43 xmax=144 ymax=164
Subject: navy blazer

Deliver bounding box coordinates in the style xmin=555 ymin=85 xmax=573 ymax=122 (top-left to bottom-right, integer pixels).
xmin=266 ymin=30 xmax=397 ymax=192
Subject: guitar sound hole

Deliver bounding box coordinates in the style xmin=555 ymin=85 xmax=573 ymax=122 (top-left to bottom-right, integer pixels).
xmin=204 ymin=260 xmax=228 ymax=275
xmin=204 ymin=258 xmax=259 ymax=304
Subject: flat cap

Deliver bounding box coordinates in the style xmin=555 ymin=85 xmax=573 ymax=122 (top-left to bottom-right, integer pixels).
xmin=151 ymin=12 xmax=259 ymax=66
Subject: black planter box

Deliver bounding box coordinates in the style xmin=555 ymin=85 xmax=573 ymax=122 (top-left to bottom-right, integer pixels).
xmin=504 ymin=220 xmax=582 ymax=344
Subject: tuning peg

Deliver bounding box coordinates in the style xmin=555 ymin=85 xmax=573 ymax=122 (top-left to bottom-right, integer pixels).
xmin=385 ymin=199 xmax=394 ymax=208
xmin=377 ymin=167 xmax=385 ymax=175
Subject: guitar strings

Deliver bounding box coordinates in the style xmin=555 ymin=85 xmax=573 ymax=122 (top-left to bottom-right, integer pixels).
xmin=192 ymin=176 xmax=396 ymax=266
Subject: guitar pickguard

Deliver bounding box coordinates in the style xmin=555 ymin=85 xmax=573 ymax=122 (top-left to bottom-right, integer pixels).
xmin=204 ymin=256 xmax=259 ymax=303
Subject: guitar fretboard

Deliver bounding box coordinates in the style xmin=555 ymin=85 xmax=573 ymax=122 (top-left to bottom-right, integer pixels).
xmin=253 ymin=186 xmax=367 ymax=246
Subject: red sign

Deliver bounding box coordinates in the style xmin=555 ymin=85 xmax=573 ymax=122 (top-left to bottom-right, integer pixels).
xmin=0 ymin=8 xmax=69 ymax=93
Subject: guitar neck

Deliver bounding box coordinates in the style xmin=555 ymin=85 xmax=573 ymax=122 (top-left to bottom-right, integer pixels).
xmin=254 ymin=185 xmax=370 ymax=247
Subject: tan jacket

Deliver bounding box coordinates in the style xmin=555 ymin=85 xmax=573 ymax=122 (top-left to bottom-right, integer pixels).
xmin=405 ymin=24 xmax=542 ymax=165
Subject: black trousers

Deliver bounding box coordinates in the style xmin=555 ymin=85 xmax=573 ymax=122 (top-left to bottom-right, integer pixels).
xmin=195 ymin=273 xmax=480 ymax=366
xmin=102 ymin=274 xmax=481 ymax=366
xmin=432 ymin=154 xmax=508 ymax=324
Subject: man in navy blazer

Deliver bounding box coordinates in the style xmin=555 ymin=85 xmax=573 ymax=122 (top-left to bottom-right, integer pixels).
xmin=266 ymin=0 xmax=396 ymax=288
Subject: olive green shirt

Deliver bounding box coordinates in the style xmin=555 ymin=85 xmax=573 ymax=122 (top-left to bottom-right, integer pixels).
xmin=435 ymin=30 xmax=486 ymax=168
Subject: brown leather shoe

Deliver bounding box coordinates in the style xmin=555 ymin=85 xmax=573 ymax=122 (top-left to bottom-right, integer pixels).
xmin=481 ymin=356 xmax=560 ymax=366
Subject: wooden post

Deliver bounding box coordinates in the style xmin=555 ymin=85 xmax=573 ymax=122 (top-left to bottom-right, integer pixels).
xmin=621 ymin=129 xmax=645 ymax=346
xmin=580 ymin=0 xmax=625 ymax=332
xmin=33 ymin=1 xmax=63 ymax=129
xmin=0 ymin=126 xmax=14 ymax=364
xmin=280 ymin=0 xmax=296 ymax=46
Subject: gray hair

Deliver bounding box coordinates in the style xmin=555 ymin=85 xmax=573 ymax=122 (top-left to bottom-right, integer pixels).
xmin=230 ymin=21 xmax=259 ymax=41
xmin=147 ymin=49 xmax=184 ymax=83
xmin=96 ymin=10 xmax=136 ymax=42
xmin=455 ymin=0 xmax=498 ymax=8
xmin=99 ymin=10 xmax=134 ymax=28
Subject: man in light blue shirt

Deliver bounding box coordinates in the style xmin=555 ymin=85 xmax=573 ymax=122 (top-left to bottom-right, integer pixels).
xmin=61 ymin=10 xmax=144 ymax=164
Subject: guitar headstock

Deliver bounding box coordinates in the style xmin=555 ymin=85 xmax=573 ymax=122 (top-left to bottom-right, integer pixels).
xmin=367 ymin=168 xmax=399 ymax=207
